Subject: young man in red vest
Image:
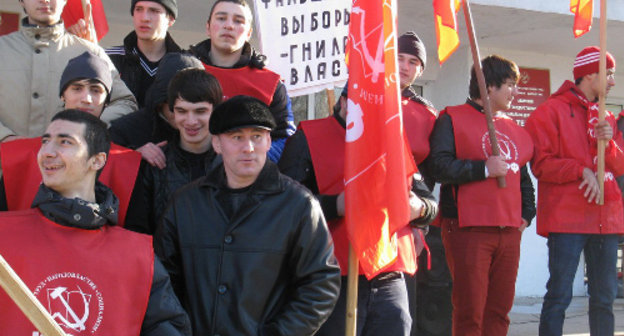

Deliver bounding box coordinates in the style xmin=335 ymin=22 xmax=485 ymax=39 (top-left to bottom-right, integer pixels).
xmin=428 ymin=55 xmax=536 ymax=336
xmin=278 ymin=85 xmax=438 ymax=335
xmin=525 ymin=46 xmax=624 ymax=336
xmin=0 ymin=109 xmax=190 ymax=335
xmin=0 ymin=52 xmax=142 ymax=227
xmin=189 ymin=0 xmax=296 ymax=162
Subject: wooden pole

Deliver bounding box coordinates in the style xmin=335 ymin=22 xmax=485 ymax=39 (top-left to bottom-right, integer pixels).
xmin=327 ymin=89 xmax=336 ymax=115
xmin=0 ymin=254 xmax=67 ymax=336
xmin=344 ymin=245 xmax=359 ymax=336
xmin=597 ymin=0 xmax=607 ymax=205
xmin=462 ymin=0 xmax=506 ymax=188
xmin=81 ymin=0 xmax=97 ymax=43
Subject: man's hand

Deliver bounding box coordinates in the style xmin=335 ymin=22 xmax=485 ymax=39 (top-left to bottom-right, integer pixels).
xmin=518 ymin=218 xmax=528 ymax=232
xmin=594 ymin=120 xmax=613 ymax=141
xmin=137 ymin=141 xmax=168 ymax=169
xmin=336 ymin=192 xmax=345 ymax=217
xmin=485 ymin=155 xmax=508 ymax=178
xmin=408 ymin=191 xmax=424 ymax=221
xmin=66 ymin=3 xmax=97 ymax=43
xmin=579 ymin=167 xmax=600 ymax=204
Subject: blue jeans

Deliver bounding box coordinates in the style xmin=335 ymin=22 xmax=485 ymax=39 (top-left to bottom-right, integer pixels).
xmin=539 ymin=233 xmax=619 ymax=336
xmin=316 ymin=272 xmax=412 ymax=336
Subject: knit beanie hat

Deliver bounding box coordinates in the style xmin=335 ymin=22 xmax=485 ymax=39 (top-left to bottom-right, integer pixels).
xmin=573 ymin=46 xmax=616 ymax=80
xmin=59 ymin=51 xmax=112 ymax=97
xmin=131 ymin=0 xmax=178 ymax=19
xmin=398 ymin=31 xmax=427 ymax=69
xmin=209 ymin=96 xmax=276 ymax=134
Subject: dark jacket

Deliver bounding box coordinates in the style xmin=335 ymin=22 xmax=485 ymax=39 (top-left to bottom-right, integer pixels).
xmin=189 ymin=39 xmax=296 ymax=162
xmin=32 ymin=183 xmax=192 ymax=335
xmin=106 ymin=31 xmax=182 ymax=108
xmin=278 ymin=112 xmax=438 ymax=226
xmin=155 ymin=161 xmax=341 ymax=336
xmin=428 ymin=100 xmax=536 ymax=223
xmin=130 ymin=138 xmax=221 ymax=234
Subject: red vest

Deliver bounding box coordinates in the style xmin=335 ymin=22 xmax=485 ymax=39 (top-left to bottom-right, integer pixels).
xmin=202 ymin=64 xmax=280 ymax=105
xmin=402 ymin=97 xmax=437 ymax=164
xmin=0 ymin=138 xmax=141 ymax=226
xmin=300 ymin=117 xmax=418 ymax=276
xmin=447 ymin=104 xmax=533 ymax=227
xmin=0 ymin=209 xmax=153 ymax=335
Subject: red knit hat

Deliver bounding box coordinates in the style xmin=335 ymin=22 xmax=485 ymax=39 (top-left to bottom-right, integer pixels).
xmin=573 ymin=46 xmax=616 ymax=80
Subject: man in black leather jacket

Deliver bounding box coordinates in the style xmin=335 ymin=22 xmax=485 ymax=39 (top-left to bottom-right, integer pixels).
xmin=0 ymin=110 xmax=191 ymax=335
xmin=155 ymin=96 xmax=341 ymax=335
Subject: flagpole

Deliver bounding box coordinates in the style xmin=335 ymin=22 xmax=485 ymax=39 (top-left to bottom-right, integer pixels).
xmin=461 ymin=0 xmax=506 ymax=188
xmin=597 ymin=0 xmax=607 ymax=205
xmin=345 ymin=245 xmax=359 ymax=336
xmin=0 ymin=254 xmax=68 ymax=336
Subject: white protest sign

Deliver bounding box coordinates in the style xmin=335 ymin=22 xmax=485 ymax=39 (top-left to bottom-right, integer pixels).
xmin=253 ymin=0 xmax=350 ymax=96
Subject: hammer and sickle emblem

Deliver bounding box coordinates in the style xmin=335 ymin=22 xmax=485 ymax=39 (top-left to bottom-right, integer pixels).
xmin=350 ymin=6 xmax=385 ymax=83
xmin=49 ymin=286 xmax=90 ymax=331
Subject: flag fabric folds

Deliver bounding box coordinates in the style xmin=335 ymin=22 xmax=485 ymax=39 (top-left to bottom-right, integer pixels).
xmin=570 ymin=0 xmax=593 ymax=38
xmin=62 ymin=0 xmax=109 ymax=41
xmin=433 ymin=0 xmax=462 ymax=64
xmin=344 ymin=0 xmax=416 ymax=279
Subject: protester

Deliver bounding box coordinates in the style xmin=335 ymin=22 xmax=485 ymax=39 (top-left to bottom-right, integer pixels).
xmin=106 ymin=0 xmax=182 ymax=108
xmin=525 ymin=46 xmax=624 ymax=336
xmin=279 ymin=84 xmax=438 ymax=336
xmin=0 ymin=110 xmax=190 ymax=335
xmin=109 ymin=53 xmax=204 ymax=169
xmin=189 ymin=0 xmax=296 ymax=162
xmin=155 ymin=95 xmax=340 ymax=335
xmin=0 ymin=0 xmax=136 ymax=143
xmin=132 ymin=68 xmax=222 ymax=234
xmin=0 ymin=52 xmax=142 ymax=228
xmin=428 ymin=55 xmax=536 ymax=336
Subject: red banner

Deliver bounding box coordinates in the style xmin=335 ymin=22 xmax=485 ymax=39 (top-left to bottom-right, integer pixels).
xmin=344 ymin=0 xmax=416 ymax=279
xmin=62 ymin=0 xmax=109 ymax=41
xmin=433 ymin=0 xmax=462 ymax=64
xmin=0 ymin=12 xmax=19 ymax=37
xmin=570 ymin=0 xmax=593 ymax=38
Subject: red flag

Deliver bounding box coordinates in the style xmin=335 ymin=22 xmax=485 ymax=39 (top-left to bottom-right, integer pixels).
xmin=433 ymin=0 xmax=462 ymax=64
xmin=62 ymin=0 xmax=109 ymax=41
xmin=344 ymin=0 xmax=416 ymax=279
xmin=570 ymin=0 xmax=593 ymax=38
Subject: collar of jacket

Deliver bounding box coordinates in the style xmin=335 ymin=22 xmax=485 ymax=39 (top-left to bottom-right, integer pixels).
xmin=200 ymin=159 xmax=283 ymax=195
xmin=168 ymin=135 xmax=219 ymax=168
xmin=402 ymin=86 xmax=434 ymax=109
xmin=123 ymin=30 xmax=182 ymax=56
xmin=189 ymin=38 xmax=266 ymax=69
xmin=20 ymin=17 xmax=65 ymax=45
xmin=32 ymin=181 xmax=119 ymax=229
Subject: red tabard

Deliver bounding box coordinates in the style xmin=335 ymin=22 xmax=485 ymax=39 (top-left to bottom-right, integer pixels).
xmin=402 ymin=97 xmax=437 ymax=164
xmin=0 ymin=138 xmax=141 ymax=226
xmin=300 ymin=117 xmax=418 ymax=275
xmin=202 ymin=63 xmax=280 ymax=105
xmin=0 ymin=209 xmax=153 ymax=336
xmin=446 ymin=104 xmax=533 ymax=228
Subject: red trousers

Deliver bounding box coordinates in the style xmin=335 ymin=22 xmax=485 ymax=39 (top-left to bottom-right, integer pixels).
xmin=441 ymin=218 xmax=522 ymax=336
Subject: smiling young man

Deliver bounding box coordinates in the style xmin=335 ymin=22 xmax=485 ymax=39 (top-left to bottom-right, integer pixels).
xmin=0 ymin=109 xmax=191 ymax=335
xmin=428 ymin=55 xmax=536 ymax=336
xmin=525 ymin=46 xmax=624 ymax=336
xmin=154 ymin=95 xmax=340 ymax=335
xmin=0 ymin=52 xmax=142 ymax=228
xmin=0 ymin=0 xmax=136 ymax=143
xmin=106 ymin=0 xmax=181 ymax=108
xmin=133 ymin=68 xmax=223 ymax=234
xmin=189 ymin=0 xmax=296 ymax=162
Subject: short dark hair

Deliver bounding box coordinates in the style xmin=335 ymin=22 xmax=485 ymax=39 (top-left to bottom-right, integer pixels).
xmin=167 ymin=69 xmax=223 ymax=111
xmin=51 ymin=109 xmax=111 ymax=166
xmin=469 ymin=55 xmax=519 ymax=100
xmin=208 ymin=0 xmax=252 ymax=23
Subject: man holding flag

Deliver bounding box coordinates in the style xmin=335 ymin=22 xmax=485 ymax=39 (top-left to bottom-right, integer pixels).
xmin=0 ymin=0 xmax=136 ymax=144
xmin=525 ymin=46 xmax=624 ymax=336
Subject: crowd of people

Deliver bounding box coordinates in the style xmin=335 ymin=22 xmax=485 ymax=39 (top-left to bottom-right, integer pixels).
xmin=0 ymin=0 xmax=622 ymax=335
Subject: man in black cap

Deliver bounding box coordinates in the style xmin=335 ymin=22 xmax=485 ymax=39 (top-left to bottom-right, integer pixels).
xmin=106 ymin=0 xmax=181 ymax=108
xmin=154 ymin=95 xmax=341 ymax=336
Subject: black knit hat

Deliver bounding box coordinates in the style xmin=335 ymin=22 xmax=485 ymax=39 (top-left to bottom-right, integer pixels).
xmin=59 ymin=51 xmax=112 ymax=97
xmin=131 ymin=0 xmax=178 ymax=19
xmin=209 ymin=96 xmax=276 ymax=134
xmin=398 ymin=31 xmax=427 ymax=69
